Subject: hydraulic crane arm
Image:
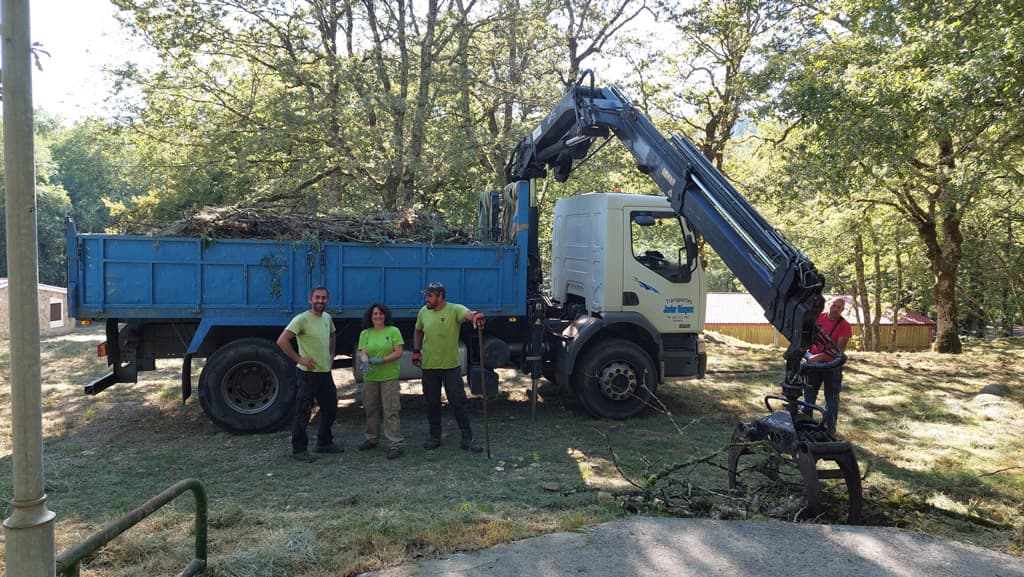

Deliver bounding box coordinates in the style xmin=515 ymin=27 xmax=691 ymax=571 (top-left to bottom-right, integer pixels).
xmin=507 ymin=72 xmax=825 ymax=348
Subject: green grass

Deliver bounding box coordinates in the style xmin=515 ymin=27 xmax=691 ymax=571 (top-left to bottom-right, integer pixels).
xmin=1 ymin=330 xmax=1023 ymax=575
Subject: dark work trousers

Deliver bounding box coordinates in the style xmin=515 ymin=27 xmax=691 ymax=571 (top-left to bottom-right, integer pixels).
xmin=803 ymin=367 xmax=843 ymax=432
xmin=291 ymin=370 xmax=338 ymax=453
xmin=421 ymin=367 xmax=472 ymax=440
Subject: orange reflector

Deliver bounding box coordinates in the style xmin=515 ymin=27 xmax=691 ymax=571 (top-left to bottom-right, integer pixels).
xmin=97 ymin=343 xmax=107 ymax=357
xmin=507 ymin=317 xmax=517 ymax=323
xmin=79 ymin=319 xmax=92 ymax=326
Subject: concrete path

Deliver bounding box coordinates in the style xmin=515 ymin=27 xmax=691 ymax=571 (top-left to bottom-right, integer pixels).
xmin=359 ymin=517 xmax=1024 ymax=577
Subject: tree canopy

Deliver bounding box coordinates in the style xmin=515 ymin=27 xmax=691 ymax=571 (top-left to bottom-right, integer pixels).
xmin=15 ymin=0 xmax=1023 ymax=347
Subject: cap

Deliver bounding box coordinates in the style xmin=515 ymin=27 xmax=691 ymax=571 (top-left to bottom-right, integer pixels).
xmin=424 ymin=281 xmax=445 ymax=296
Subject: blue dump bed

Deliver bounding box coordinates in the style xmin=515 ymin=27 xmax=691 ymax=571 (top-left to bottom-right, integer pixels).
xmin=67 ymin=224 xmax=526 ymax=324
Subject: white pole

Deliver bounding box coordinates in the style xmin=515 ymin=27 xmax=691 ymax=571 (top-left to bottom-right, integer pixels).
xmin=2 ymin=0 xmax=58 ymax=574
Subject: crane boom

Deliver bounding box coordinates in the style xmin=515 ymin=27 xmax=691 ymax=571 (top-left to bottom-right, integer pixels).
xmin=507 ymin=73 xmax=824 ymax=348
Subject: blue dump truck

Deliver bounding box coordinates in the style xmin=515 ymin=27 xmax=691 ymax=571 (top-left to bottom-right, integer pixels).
xmin=68 ymin=73 xmax=824 ymax=437
xmin=67 ymin=183 xmax=706 ymax=433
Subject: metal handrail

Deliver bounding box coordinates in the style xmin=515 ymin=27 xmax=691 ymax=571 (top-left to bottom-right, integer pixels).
xmin=56 ymin=478 xmax=208 ymax=577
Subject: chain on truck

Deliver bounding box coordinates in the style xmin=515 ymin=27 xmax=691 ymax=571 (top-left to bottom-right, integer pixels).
xmin=68 ymin=71 xmax=860 ymax=520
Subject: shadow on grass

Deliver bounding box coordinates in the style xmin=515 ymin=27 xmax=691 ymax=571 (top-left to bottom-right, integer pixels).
xmin=850 ymin=444 xmax=1021 ymax=553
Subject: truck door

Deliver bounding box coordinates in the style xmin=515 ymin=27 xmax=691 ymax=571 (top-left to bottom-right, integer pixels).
xmin=621 ymin=208 xmax=704 ymax=335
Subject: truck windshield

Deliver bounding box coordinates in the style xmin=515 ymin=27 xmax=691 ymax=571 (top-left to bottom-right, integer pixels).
xmin=631 ymin=211 xmax=693 ymax=283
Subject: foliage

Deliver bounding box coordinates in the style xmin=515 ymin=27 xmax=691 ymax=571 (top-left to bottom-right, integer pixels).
xmin=34 ymin=185 xmax=73 ymax=285
xmin=0 ymin=112 xmax=74 ymax=285
xmin=958 ymin=195 xmax=1024 ymax=337
xmin=631 ymin=0 xmax=822 ymax=167
xmin=16 ymin=0 xmax=1024 ymax=339
xmin=105 ymin=0 xmax=646 ymax=221
xmin=49 ymin=119 xmax=144 ymax=233
xmin=770 ymin=0 xmax=1024 ymax=351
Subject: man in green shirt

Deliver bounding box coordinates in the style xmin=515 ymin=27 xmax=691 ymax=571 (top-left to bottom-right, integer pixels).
xmin=412 ymin=282 xmax=485 ymax=452
xmin=277 ymin=286 xmax=341 ymax=462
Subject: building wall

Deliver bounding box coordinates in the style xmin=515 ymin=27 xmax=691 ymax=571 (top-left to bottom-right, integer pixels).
xmin=707 ymin=324 xmax=786 ymax=347
xmin=0 ymin=286 xmax=73 ymax=337
xmin=707 ymin=323 xmax=933 ymax=351
xmin=850 ymin=324 xmax=933 ymax=351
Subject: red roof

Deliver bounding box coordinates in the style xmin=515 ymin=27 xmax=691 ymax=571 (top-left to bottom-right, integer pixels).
xmin=706 ymin=292 xmax=935 ymax=326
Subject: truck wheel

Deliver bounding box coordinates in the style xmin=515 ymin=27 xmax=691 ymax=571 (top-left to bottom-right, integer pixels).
xmin=573 ymin=339 xmax=657 ymax=419
xmin=198 ymin=338 xmax=296 ymax=434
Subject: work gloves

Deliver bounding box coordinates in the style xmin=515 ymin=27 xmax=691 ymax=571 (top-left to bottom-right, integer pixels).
xmin=360 ymin=357 xmax=386 ymax=374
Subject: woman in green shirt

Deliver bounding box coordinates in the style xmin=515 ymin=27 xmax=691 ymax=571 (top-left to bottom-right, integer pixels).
xmin=357 ymin=303 xmax=405 ymax=458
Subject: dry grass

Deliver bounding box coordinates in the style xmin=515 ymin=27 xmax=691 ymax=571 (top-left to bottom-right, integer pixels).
xmin=1 ymin=328 xmax=1022 ymax=575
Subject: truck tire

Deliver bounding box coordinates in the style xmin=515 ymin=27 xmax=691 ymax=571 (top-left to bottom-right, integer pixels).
xmin=198 ymin=338 xmax=296 ymax=434
xmin=573 ymin=338 xmax=657 ymax=419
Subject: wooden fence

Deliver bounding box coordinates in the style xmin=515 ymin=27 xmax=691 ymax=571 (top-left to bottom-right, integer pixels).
xmin=707 ymin=323 xmax=934 ymax=351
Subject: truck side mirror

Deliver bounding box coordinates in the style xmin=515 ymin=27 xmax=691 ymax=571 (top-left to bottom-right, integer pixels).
xmin=676 ymin=247 xmax=693 ymax=283
xmin=686 ymin=235 xmax=698 ymax=266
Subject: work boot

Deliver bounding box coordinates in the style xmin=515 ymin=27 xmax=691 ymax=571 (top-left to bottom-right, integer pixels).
xmin=423 ymin=437 xmax=442 ymax=450
xmin=291 ymin=451 xmax=316 ymax=463
xmin=357 ymin=439 xmax=378 ymax=451
xmin=386 ymin=445 xmax=404 ymax=459
xmin=460 ymin=431 xmax=483 ymax=453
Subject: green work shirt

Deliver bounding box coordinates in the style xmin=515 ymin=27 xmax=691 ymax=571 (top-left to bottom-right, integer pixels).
xmin=358 ymin=325 xmax=404 ymax=382
xmin=285 ymin=311 xmax=335 ymax=372
xmin=415 ymin=303 xmax=468 ymax=370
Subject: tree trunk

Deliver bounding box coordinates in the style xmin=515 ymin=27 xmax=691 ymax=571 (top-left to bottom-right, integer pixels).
xmin=963 ymin=270 xmax=986 ymax=337
xmin=1000 ymin=217 xmax=1014 ymax=337
xmin=406 ymin=0 xmax=441 ymax=208
xmin=903 ymin=135 xmax=964 ymax=354
xmin=853 ymin=233 xmax=872 ymax=351
xmin=872 ymin=249 xmax=883 ymax=351
xmin=932 ymin=266 xmax=962 ymax=353
xmin=889 ymin=238 xmax=904 ymax=351
xmin=920 ymin=225 xmax=963 ymax=353
xmin=317 ymin=0 xmax=343 ymax=207
xmin=932 ymin=137 xmax=964 ymax=352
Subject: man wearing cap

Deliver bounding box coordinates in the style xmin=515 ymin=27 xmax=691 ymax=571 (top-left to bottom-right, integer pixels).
xmin=412 ymin=282 xmax=485 ymax=452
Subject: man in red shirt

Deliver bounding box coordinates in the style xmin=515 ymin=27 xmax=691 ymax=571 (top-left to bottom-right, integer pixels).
xmin=803 ymin=296 xmax=852 ymax=431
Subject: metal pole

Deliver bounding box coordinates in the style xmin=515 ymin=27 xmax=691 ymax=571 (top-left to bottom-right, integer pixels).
xmin=530 ymin=375 xmax=538 ymax=423
xmin=2 ymin=0 xmax=58 ymax=575
xmin=527 ymin=298 xmax=543 ymax=424
xmin=477 ymin=324 xmax=490 ymax=459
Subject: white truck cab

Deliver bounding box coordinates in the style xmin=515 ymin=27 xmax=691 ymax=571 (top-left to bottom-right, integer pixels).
xmin=544 ymin=192 xmax=707 ymax=419
xmin=551 ymin=192 xmax=706 ymax=334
